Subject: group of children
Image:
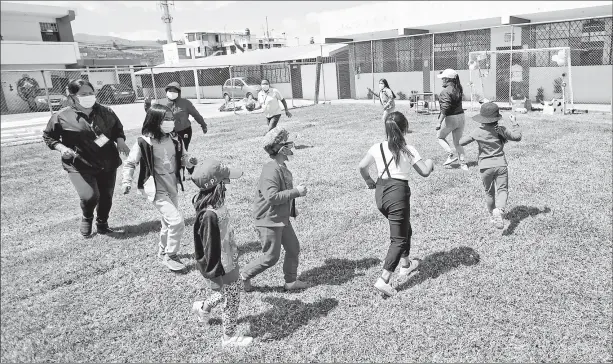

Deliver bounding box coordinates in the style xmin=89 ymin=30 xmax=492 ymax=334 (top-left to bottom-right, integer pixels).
xmin=119 ymin=90 xmax=522 ymax=344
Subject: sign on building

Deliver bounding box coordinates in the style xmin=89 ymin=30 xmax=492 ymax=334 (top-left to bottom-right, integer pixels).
xmin=163 ymin=42 xmax=179 ymax=65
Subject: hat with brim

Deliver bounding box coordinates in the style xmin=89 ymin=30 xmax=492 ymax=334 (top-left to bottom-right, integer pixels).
xmin=437 ymin=68 xmax=458 ymax=79
xmin=472 ymin=102 xmax=502 ymax=124
xmin=263 ymin=126 xmax=294 ymax=156
xmin=191 ymin=159 xmax=243 ymax=191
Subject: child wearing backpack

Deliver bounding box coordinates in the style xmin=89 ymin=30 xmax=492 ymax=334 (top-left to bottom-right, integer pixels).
xmin=459 ymin=102 xmax=522 ymax=229
xmin=190 ymin=159 xmax=253 ymax=347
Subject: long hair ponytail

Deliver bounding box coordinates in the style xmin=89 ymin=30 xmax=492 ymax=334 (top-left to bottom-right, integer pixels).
xmin=448 ymin=75 xmax=464 ymax=101
xmin=379 ymin=78 xmax=396 ymax=99
xmin=384 ymin=111 xmax=413 ymax=167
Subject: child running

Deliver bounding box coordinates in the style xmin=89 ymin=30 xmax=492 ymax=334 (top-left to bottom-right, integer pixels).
xmin=189 ymin=159 xmax=253 ymax=347
xmin=121 ymin=104 xmax=197 ymax=271
xmin=459 ymin=102 xmax=522 ymax=229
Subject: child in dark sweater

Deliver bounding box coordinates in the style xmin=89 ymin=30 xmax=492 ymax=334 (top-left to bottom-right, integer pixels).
xmin=460 ymin=102 xmax=522 ymax=229
xmin=190 ymin=159 xmax=252 ymax=347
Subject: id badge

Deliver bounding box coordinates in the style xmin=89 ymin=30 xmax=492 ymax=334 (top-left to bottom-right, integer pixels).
xmin=94 ymin=134 xmax=110 ymax=147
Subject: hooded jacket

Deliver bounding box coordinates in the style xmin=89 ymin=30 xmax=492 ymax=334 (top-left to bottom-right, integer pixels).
xmin=144 ymin=82 xmax=207 ymax=132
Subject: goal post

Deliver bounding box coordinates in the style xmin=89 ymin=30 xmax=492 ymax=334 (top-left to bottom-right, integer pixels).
xmin=468 ymin=47 xmax=574 ymax=111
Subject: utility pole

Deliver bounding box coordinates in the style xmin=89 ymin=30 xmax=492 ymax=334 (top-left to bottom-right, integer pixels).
xmin=265 ymin=16 xmax=270 ymax=49
xmin=160 ymin=0 xmax=173 ymax=44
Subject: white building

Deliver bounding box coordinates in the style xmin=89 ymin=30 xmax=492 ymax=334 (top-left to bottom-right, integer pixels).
xmin=1 ymin=2 xmax=81 ymax=113
xmin=179 ymin=29 xmax=287 ymax=59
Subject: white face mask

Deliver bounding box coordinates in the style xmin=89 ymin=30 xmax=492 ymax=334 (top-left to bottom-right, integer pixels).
xmin=161 ymin=121 xmax=175 ymax=134
xmin=379 ymin=84 xmax=385 ymax=90
xmin=261 ymin=84 xmax=270 ymax=91
xmin=167 ymin=91 xmax=179 ymax=100
xmin=77 ymin=95 xmax=96 ymax=108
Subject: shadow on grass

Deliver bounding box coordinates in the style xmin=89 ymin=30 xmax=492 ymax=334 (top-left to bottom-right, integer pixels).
xmin=295 ymin=144 xmax=314 ymax=150
xmin=110 ymin=217 xmax=196 ymax=240
xmin=238 ymin=297 xmax=339 ymax=341
xmin=396 ymin=246 xmax=480 ymax=292
xmin=298 ymin=257 xmax=382 ymax=286
xmin=238 ymin=241 xmax=262 ymax=254
xmin=503 ymin=206 xmax=551 ymax=236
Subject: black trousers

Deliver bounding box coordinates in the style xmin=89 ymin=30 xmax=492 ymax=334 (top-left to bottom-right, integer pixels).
xmin=267 ymin=114 xmax=282 ymax=131
xmin=176 ymin=127 xmax=195 ymax=176
xmin=375 ymin=178 xmax=412 ymax=272
xmin=67 ymin=169 xmax=117 ymax=224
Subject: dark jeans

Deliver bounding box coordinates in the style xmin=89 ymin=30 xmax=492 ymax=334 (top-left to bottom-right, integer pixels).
xmin=267 ymin=114 xmax=282 ymax=131
xmin=375 ymin=178 xmax=412 ymax=272
xmin=176 ymin=127 xmax=194 ymax=175
xmin=480 ymin=166 xmax=509 ymax=212
xmin=67 ymin=169 xmax=117 ymax=224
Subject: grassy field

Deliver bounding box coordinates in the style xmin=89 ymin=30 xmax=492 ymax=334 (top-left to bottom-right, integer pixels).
xmin=1 ymin=104 xmax=612 ymax=363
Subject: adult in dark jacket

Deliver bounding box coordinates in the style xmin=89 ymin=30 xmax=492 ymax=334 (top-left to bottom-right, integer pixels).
xmin=144 ymin=82 xmax=208 ymax=177
xmin=435 ymin=69 xmax=468 ymax=170
xmin=42 ymin=79 xmax=130 ymax=237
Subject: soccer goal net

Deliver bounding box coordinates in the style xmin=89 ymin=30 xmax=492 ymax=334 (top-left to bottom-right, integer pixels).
xmin=468 ymin=47 xmax=574 ymax=111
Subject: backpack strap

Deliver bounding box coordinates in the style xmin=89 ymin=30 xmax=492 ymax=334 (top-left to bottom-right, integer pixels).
xmin=379 ymin=143 xmax=393 ymax=179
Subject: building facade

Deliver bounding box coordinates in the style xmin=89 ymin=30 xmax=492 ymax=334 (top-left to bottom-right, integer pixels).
xmin=180 ymin=29 xmax=287 ymax=58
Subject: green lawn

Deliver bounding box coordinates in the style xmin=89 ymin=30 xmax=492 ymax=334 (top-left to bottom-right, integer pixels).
xmin=1 ymin=104 xmax=611 ymax=363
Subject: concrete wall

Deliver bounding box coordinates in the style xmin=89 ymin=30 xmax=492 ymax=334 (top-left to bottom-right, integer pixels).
xmin=1 ymin=41 xmax=80 ymax=65
xmin=300 ymin=63 xmax=339 ymax=100
xmin=0 ymin=14 xmax=57 ymax=42
xmin=0 ymin=69 xmax=56 ymax=112
xmin=273 ymin=83 xmax=293 ymax=100
xmin=528 ymin=65 xmax=612 ymax=104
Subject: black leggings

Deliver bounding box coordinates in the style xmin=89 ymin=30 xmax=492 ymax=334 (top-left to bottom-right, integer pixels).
xmin=176 ymin=127 xmax=194 ymax=176
xmin=267 ymin=114 xmax=281 ymax=131
xmin=67 ymin=169 xmax=117 ymax=224
xmin=375 ymin=178 xmax=412 ymax=272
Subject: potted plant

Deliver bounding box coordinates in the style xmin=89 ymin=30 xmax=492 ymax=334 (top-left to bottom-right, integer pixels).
xmin=536 ymin=87 xmax=544 ymax=104
xmin=397 ymin=91 xmax=407 ymax=100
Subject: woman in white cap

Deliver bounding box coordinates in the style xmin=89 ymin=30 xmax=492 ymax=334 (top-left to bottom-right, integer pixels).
xmin=435 ymin=69 xmax=468 ymax=170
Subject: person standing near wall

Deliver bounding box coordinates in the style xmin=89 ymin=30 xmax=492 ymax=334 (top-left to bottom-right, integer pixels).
xmin=257 ymin=79 xmax=292 ymax=133
xmin=435 ymin=69 xmax=468 ymax=171
xmin=372 ymin=79 xmax=396 ymax=121
xmin=144 ymin=82 xmax=208 ymax=178
xmin=43 ymin=79 xmax=130 ymax=237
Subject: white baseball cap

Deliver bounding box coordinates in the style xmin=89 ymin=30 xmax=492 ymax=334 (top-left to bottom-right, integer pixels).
xmin=437 ymin=69 xmax=458 ymax=79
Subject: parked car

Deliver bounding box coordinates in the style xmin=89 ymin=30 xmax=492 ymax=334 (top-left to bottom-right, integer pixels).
xmin=32 ymin=88 xmax=67 ymax=111
xmin=222 ymin=77 xmax=262 ymax=102
xmin=97 ymin=84 xmax=137 ymax=104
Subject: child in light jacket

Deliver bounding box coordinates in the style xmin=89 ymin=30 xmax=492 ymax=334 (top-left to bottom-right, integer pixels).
xmin=460 ymin=102 xmax=522 ymax=229
xmin=121 ymin=104 xmax=196 ymax=271
xmin=189 ymin=159 xmax=253 ymax=347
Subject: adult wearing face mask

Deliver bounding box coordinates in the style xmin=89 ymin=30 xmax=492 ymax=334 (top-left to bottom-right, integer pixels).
xmin=241 ymin=126 xmax=310 ymax=292
xmin=144 ymin=82 xmax=208 ymax=178
xmin=43 ymin=79 xmax=130 ymax=237
xmin=435 ymin=69 xmax=468 ymax=171
xmin=372 ymin=78 xmax=396 ymax=121
xmin=257 ymin=79 xmax=292 ymax=133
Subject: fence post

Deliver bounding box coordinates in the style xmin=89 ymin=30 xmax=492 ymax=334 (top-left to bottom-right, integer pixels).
xmin=567 ymin=49 xmax=574 ymax=111
xmin=508 ymin=25 xmax=514 ymax=108
xmin=321 ymin=46 xmax=327 ymax=104
xmin=151 ymin=68 xmax=157 ymax=101
xmin=371 ymin=40 xmax=375 ymax=103
xmin=288 ymin=61 xmax=294 ymax=108
xmin=194 ymin=67 xmax=201 ymax=104
xmin=40 ymin=70 xmax=53 ymax=116
xmin=431 ymin=34 xmax=435 ymax=105
xmin=114 ymin=66 xmax=120 ymax=84
xmin=129 ymin=66 xmax=138 ymax=99
xmin=86 ymin=66 xmax=91 ymax=83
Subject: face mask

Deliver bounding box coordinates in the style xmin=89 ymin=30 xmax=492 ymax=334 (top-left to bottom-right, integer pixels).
xmin=278 ymin=143 xmax=294 ymax=161
xmin=77 ymin=95 xmax=96 ymax=108
xmin=379 ymin=84 xmax=385 ymax=90
xmin=161 ymin=120 xmax=174 ymax=134
xmin=167 ymin=91 xmax=179 ymax=100
xmin=261 ymin=85 xmax=270 ymax=91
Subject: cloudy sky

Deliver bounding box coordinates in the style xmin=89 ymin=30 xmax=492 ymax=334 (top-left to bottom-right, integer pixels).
xmin=17 ymin=1 xmax=377 ymax=45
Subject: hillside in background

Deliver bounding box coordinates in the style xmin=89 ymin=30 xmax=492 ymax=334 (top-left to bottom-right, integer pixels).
xmin=74 ymin=33 xmax=163 ymax=48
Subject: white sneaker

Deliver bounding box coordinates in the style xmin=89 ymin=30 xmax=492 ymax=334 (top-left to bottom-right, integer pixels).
xmin=222 ymin=335 xmax=253 ymax=347
xmin=374 ymin=277 xmax=397 ymax=297
xmin=460 ymin=163 xmax=469 ymax=171
xmin=191 ymin=301 xmax=210 ymax=323
xmin=398 ymin=259 xmax=420 ymax=277
xmin=492 ymin=208 xmax=504 ymax=229
xmin=443 ymin=154 xmax=458 ymax=166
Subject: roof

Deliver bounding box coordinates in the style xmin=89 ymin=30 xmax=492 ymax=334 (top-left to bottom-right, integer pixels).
xmin=1 ymin=1 xmax=74 ymax=18
xmin=134 ymin=44 xmax=346 ymax=75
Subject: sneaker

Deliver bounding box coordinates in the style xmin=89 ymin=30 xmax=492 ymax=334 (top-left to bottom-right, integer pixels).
xmin=398 ymin=259 xmax=420 ymax=277
xmin=241 ymin=274 xmax=253 ymax=292
xmin=284 ymin=279 xmax=311 ymax=291
xmin=460 ymin=163 xmax=469 ymax=171
xmin=443 ymin=154 xmax=458 ymax=166
xmin=80 ymin=217 xmax=93 ymax=237
xmin=222 ymin=334 xmax=253 ymax=347
xmin=163 ymin=254 xmax=185 ymax=271
xmin=374 ymin=277 xmax=397 ymax=297
xmin=191 ymin=301 xmax=210 ymax=323
xmin=492 ymin=208 xmax=504 ymax=229
xmin=96 ymin=221 xmax=116 ymax=234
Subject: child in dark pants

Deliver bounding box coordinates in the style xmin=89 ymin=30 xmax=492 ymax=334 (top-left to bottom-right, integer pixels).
xmin=358 ymin=111 xmax=435 ymax=297
xmin=459 ymin=102 xmax=522 ymax=229
xmin=190 ymin=159 xmax=252 ymax=347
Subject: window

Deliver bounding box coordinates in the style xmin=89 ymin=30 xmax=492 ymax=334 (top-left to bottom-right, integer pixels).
xmin=259 ymin=44 xmax=264 ymax=49
xmin=234 ymin=79 xmax=244 ymax=87
xmin=215 ymin=35 xmax=220 ymax=43
xmin=187 ymin=33 xmax=195 ymax=42
xmin=40 ymin=22 xmax=59 ymax=42
xmin=248 ymin=44 xmax=252 ymax=49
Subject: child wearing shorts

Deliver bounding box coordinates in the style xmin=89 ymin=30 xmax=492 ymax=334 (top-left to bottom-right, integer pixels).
xmin=460 ymin=102 xmax=522 ymax=229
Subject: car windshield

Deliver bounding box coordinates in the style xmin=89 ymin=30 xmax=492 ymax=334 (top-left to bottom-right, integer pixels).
xmin=243 ymin=77 xmax=261 ymax=86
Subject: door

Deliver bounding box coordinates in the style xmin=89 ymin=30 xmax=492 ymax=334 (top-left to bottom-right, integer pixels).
xmin=290 ymin=65 xmax=302 ymax=99
xmin=334 ymin=50 xmax=351 ymax=99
